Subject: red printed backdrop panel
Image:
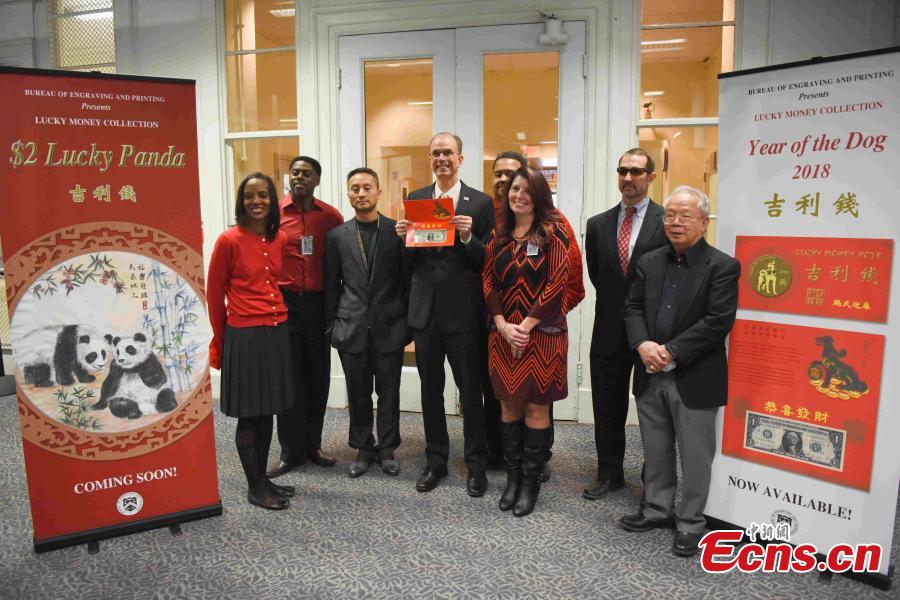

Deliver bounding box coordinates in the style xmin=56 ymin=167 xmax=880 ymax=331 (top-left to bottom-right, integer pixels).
xmin=722 ymin=319 xmax=884 ymax=492
xmin=735 ymin=235 xmax=893 ymax=322
xmin=0 ymin=68 xmax=218 ymax=543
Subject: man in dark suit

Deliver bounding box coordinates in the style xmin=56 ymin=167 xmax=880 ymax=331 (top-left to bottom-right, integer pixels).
xmin=325 ymin=167 xmax=410 ymax=479
xmin=583 ymin=148 xmax=668 ymax=500
xmin=620 ymin=185 xmax=740 ymax=557
xmin=395 ymin=132 xmax=494 ymax=496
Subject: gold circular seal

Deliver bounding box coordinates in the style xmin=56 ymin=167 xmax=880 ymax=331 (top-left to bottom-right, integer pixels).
xmin=749 ymin=254 xmax=792 ymax=298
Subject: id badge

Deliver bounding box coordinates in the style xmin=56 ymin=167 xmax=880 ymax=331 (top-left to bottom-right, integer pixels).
xmin=301 ymin=235 xmax=314 ymax=255
xmin=526 ymin=242 xmax=539 ymax=256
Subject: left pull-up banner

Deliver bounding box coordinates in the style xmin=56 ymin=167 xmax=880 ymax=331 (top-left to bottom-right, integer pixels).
xmin=0 ymin=67 xmax=221 ymax=552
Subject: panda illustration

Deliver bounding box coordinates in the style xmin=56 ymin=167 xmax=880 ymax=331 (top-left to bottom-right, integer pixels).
xmin=92 ymin=333 xmax=178 ymax=419
xmin=14 ymin=324 xmax=112 ymax=387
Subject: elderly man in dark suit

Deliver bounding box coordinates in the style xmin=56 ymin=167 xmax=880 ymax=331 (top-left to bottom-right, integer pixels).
xmin=620 ymin=185 xmax=740 ymax=557
xmin=583 ymin=148 xmax=668 ymax=500
xmin=325 ymin=167 xmax=410 ymax=478
xmin=395 ymin=132 xmax=494 ymax=496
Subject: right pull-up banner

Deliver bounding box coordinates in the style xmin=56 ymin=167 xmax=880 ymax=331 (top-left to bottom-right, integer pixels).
xmin=707 ymin=47 xmax=899 ymax=588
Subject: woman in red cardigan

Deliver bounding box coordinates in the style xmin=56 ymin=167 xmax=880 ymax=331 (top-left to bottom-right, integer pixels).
xmin=207 ymin=172 xmax=296 ymax=510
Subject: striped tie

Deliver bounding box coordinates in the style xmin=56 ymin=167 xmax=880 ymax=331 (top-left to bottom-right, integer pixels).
xmin=617 ymin=206 xmax=636 ymax=275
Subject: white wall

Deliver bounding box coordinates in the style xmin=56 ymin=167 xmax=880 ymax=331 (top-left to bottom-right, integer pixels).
xmin=738 ymin=0 xmax=897 ymax=70
xmin=0 ymin=0 xmax=897 ymax=416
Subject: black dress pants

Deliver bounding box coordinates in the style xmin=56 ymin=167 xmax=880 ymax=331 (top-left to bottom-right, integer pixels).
xmin=414 ymin=311 xmax=487 ymax=472
xmin=276 ymin=290 xmax=331 ymax=461
xmin=481 ymin=327 xmax=502 ymax=457
xmin=589 ymin=336 xmax=638 ymax=480
xmin=338 ymin=334 xmax=403 ymax=458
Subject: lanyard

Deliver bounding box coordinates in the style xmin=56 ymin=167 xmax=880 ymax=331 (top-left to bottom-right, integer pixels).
xmin=355 ymin=214 xmax=379 ymax=280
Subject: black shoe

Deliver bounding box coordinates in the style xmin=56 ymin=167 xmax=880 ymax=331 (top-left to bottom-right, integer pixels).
xmin=378 ymin=454 xmax=401 ymax=476
xmin=247 ymin=489 xmax=290 ymax=511
xmin=673 ymin=531 xmax=704 ymax=557
xmin=620 ymin=512 xmax=675 ymax=533
xmin=466 ymin=470 xmax=488 ymax=497
xmin=539 ymin=462 xmax=551 ymax=483
xmin=582 ymin=476 xmax=625 ymax=500
xmin=415 ymin=465 xmax=448 ymax=492
xmin=348 ymin=450 xmax=376 ymax=478
xmin=266 ymin=458 xmax=304 ymax=479
xmin=265 ymin=479 xmax=295 ymax=497
xmin=307 ymin=448 xmax=337 ymax=467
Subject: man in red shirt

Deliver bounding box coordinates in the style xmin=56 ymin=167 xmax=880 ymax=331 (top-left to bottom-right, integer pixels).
xmin=268 ymin=156 xmax=344 ymax=478
xmin=487 ymin=151 xmax=585 ymax=480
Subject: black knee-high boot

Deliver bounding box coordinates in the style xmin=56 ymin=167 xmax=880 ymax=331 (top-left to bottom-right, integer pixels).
xmin=513 ymin=425 xmax=551 ymax=517
xmin=236 ymin=417 xmax=289 ymax=510
xmin=499 ymin=420 xmax=524 ymax=511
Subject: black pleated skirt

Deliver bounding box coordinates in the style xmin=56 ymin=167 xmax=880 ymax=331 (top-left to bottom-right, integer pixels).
xmin=220 ymin=323 xmax=295 ymax=418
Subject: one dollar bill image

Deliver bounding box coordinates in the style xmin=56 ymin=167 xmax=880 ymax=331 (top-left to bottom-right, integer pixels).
xmin=414 ymin=229 xmax=447 ymax=243
xmin=744 ymin=411 xmax=845 ymax=471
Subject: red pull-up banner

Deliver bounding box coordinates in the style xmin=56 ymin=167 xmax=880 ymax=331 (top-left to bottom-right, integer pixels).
xmin=0 ymin=67 xmax=220 ymax=551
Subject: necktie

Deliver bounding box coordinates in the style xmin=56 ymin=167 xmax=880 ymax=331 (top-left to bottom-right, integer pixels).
xmin=617 ymin=206 xmax=636 ymax=274
xmin=438 ymin=192 xmax=450 ymax=251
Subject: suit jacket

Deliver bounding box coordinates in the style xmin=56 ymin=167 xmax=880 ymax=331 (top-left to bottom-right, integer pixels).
xmin=324 ymin=214 xmax=410 ymax=354
xmin=623 ymin=238 xmax=741 ymax=408
xmin=406 ymin=181 xmax=495 ymax=333
xmin=584 ymin=200 xmax=667 ymax=356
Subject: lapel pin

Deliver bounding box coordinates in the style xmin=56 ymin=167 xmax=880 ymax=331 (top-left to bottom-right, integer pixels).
xmin=463 ymin=196 xmax=470 ymax=202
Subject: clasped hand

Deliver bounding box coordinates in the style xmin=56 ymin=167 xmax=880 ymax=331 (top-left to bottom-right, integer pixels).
xmin=500 ymin=321 xmax=529 ymax=360
xmin=637 ymin=340 xmax=672 ymax=372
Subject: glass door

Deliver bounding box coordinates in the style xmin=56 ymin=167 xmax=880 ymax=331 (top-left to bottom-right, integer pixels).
xmin=456 ymin=22 xmax=586 ymax=420
xmin=338 ymin=22 xmax=586 ymax=418
xmin=339 ymin=30 xmax=456 ymax=414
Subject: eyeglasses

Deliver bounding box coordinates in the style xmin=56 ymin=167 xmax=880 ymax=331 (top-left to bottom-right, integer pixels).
xmin=663 ymin=213 xmax=703 ymax=225
xmin=430 ymin=150 xmax=457 ymax=159
xmin=616 ymin=167 xmax=649 ymax=177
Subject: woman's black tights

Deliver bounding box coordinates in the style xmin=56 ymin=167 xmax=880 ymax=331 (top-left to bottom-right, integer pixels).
xmin=235 ymin=416 xmax=288 ymax=509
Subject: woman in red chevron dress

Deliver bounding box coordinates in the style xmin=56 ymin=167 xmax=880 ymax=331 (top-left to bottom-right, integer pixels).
xmin=483 ymin=166 xmax=569 ymax=517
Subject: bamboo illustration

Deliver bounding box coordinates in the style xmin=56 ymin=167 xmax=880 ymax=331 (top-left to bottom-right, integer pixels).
xmin=144 ymin=262 xmax=200 ymax=393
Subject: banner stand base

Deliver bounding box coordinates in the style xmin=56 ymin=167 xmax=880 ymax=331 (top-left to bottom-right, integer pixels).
xmin=33 ymin=502 xmax=223 ymax=553
xmin=706 ymin=516 xmax=893 ymax=590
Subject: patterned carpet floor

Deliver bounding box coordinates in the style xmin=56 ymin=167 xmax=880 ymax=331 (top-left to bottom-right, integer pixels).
xmin=0 ymin=395 xmax=896 ymax=599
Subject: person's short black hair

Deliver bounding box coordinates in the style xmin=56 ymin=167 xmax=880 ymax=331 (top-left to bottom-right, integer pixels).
xmin=290 ymin=155 xmax=322 ymax=176
xmin=346 ymin=167 xmax=380 ymax=187
xmin=619 ymin=147 xmax=655 ymax=174
xmin=235 ymin=172 xmax=281 ymax=240
xmin=492 ymin=151 xmax=527 ymax=170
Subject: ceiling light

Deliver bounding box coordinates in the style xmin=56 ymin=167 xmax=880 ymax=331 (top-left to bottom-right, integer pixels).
xmin=539 ymin=141 xmax=558 ymax=145
xmin=269 ymin=8 xmax=295 ymax=18
xmin=672 ymin=131 xmax=682 ymax=139
xmin=407 ymin=101 xmax=432 ymax=106
xmin=516 ymin=132 xmax=526 ymax=141
xmin=641 ymin=38 xmax=686 ymax=46
xmin=643 ymin=91 xmax=665 ymax=97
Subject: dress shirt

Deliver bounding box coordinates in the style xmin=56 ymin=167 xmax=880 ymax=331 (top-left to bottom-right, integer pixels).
xmin=435 ymin=179 xmax=462 ymax=209
xmin=278 ymin=196 xmax=344 ymax=292
xmin=616 ymin=197 xmax=650 ymax=264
